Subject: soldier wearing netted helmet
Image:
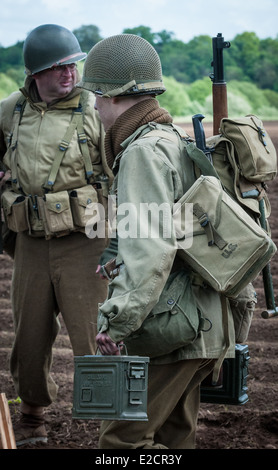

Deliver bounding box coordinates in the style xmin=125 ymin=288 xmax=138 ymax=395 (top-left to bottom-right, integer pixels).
xmin=0 ymin=24 xmax=112 ymax=446
xmin=78 ymin=34 xmax=235 ymax=449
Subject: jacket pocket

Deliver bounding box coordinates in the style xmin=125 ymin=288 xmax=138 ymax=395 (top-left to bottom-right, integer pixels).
xmin=38 ymin=191 xmax=74 ymax=237
xmin=70 ymin=185 xmax=99 ymax=227
xmin=1 ymin=189 xmax=29 ymax=232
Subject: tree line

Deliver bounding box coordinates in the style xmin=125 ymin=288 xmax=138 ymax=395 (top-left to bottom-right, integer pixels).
xmin=1 ymin=24 xmax=278 ymax=91
xmin=1 ymin=25 xmax=278 ymax=119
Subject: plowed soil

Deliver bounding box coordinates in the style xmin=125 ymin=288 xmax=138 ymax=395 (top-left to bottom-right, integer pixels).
xmin=0 ymin=121 xmax=278 ymax=451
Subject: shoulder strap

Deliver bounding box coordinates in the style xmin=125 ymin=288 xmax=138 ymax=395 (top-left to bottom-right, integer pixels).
xmin=140 ymin=123 xmax=220 ymax=179
xmin=44 ymin=91 xmax=93 ymax=191
xmin=185 ymin=142 xmax=219 ymax=179
xmin=8 ymin=94 xmax=27 ymax=150
xmin=75 ymin=91 xmax=93 ymax=180
xmin=8 ymin=95 xmax=27 ymax=190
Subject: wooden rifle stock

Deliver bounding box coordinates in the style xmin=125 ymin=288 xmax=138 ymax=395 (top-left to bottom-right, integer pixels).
xmin=212 ymin=83 xmax=228 ymax=135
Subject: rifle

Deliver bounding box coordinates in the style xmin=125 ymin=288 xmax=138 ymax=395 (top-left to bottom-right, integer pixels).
xmin=197 ymin=32 xmax=276 ymax=405
xmin=201 ymin=33 xmax=278 ymax=319
xmin=210 ymin=33 xmax=230 ymax=135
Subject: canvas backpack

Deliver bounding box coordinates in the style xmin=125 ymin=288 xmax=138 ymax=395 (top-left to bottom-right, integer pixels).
xmin=206 ymin=115 xmax=277 ymax=223
xmin=140 ymin=120 xmax=277 ymax=299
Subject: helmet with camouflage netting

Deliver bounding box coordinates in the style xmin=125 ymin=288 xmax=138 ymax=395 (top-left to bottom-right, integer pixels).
xmin=78 ymin=34 xmax=166 ymax=97
xmin=23 ymin=24 xmax=87 ymax=75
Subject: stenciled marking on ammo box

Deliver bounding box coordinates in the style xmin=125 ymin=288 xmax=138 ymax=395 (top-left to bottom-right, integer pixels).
xmin=80 ymin=369 xmax=116 ymax=407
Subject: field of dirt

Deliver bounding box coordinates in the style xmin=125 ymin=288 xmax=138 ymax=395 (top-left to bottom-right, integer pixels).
xmin=0 ymin=121 xmax=278 ymax=451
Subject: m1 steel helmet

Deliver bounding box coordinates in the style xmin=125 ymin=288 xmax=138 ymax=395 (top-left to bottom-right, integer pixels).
xmin=78 ymin=34 xmax=166 ymax=97
xmin=23 ymin=24 xmax=87 ymax=75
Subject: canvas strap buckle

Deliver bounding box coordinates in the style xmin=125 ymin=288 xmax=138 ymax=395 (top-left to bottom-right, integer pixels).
xmin=101 ymin=257 xmax=124 ymax=280
xmin=193 ymin=203 xmax=227 ymax=250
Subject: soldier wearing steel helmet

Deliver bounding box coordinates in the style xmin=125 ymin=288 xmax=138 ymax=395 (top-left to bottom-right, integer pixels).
xmin=78 ymin=34 xmax=235 ymax=449
xmin=0 ymin=24 xmax=112 ymax=446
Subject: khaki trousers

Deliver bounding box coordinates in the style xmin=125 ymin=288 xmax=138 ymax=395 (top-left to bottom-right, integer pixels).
xmin=10 ymin=231 xmax=108 ymax=407
xmin=99 ymin=358 xmax=215 ymax=449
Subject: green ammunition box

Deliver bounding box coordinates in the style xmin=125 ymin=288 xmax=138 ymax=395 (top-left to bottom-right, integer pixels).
xmin=72 ymin=354 xmax=149 ymax=421
xmin=200 ymin=344 xmax=250 ymax=405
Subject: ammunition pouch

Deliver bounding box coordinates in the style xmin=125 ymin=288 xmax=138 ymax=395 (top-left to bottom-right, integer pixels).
xmin=1 ymin=189 xmax=30 ymax=233
xmin=70 ymin=184 xmax=99 ymax=227
xmin=37 ymin=190 xmax=74 ymax=237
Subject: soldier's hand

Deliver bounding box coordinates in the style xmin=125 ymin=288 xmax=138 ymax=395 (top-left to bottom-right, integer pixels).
xmin=96 ymin=331 xmax=122 ymax=355
xmin=0 ymin=170 xmax=11 ymax=188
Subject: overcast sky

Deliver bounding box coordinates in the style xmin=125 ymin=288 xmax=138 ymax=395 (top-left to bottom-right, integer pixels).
xmin=1 ymin=0 xmax=278 ymax=48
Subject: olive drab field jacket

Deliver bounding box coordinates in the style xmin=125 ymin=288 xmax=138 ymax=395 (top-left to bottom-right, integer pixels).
xmin=0 ymin=75 xmax=113 ymax=237
xmin=98 ymin=123 xmax=235 ymax=364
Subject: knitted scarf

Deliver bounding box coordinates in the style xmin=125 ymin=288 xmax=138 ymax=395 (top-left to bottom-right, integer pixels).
xmin=104 ymin=98 xmax=173 ymax=170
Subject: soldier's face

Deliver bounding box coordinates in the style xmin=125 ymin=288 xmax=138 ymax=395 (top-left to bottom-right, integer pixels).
xmin=33 ymin=64 xmax=77 ymax=103
xmin=94 ymin=95 xmax=117 ymax=131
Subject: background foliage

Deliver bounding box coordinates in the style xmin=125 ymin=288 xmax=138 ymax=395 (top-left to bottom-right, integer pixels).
xmin=1 ymin=25 xmax=278 ymax=120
